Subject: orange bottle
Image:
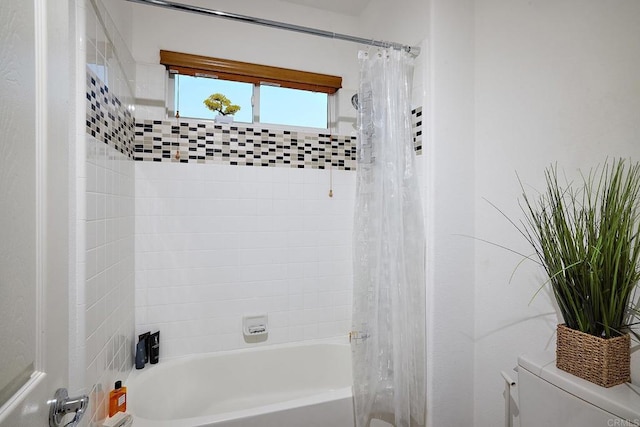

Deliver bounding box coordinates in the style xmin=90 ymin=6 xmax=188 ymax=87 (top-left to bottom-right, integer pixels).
xmin=108 ymin=380 xmax=127 ymax=417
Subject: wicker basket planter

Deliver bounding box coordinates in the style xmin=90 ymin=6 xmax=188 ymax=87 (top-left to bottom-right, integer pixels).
xmin=556 ymin=324 xmax=630 ymax=388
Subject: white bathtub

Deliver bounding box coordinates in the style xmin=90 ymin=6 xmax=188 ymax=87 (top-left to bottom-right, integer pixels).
xmin=126 ymin=339 xmax=355 ymax=427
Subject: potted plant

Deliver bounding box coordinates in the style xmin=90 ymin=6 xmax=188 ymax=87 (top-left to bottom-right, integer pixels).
xmin=516 ymin=159 xmax=640 ymax=387
xmin=203 ymin=93 xmax=240 ymax=124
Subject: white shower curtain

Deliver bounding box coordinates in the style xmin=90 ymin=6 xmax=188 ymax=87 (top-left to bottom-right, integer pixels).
xmin=351 ymin=48 xmax=426 ymax=427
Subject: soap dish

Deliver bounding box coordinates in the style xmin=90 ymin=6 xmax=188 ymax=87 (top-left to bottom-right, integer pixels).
xmin=243 ymin=314 xmax=268 ymax=337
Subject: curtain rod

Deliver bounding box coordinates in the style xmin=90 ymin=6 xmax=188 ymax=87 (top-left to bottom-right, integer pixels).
xmin=125 ymin=0 xmax=421 ymax=56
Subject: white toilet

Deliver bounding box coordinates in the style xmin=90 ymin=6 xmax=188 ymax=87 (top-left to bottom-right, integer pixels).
xmin=517 ymin=352 xmax=640 ymax=426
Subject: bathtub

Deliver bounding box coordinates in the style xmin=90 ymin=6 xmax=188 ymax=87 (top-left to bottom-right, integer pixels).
xmin=126 ymin=338 xmax=355 ymax=427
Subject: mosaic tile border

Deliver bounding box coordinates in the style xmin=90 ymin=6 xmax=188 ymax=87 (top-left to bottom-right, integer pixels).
xmin=85 ymin=64 xmax=422 ymax=169
xmin=85 ymin=68 xmax=135 ymax=157
xmin=133 ymin=120 xmax=357 ymax=170
xmin=412 ymin=106 xmax=423 ymax=155
xmin=132 ymin=107 xmax=423 ymax=170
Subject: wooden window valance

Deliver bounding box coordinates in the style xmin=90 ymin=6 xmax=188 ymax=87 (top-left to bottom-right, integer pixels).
xmin=160 ymin=50 xmax=342 ymax=94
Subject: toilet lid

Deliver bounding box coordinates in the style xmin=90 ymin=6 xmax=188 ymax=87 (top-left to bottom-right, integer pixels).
xmin=518 ymin=352 xmax=640 ymax=423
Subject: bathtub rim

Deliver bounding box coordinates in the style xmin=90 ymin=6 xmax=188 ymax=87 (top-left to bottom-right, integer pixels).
xmin=125 ymin=336 xmax=354 ymax=427
xmin=130 ymin=335 xmax=349 ymax=370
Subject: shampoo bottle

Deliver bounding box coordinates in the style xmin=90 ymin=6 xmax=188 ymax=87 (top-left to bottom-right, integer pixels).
xmin=108 ymin=380 xmax=127 ymax=417
xmin=149 ymin=331 xmax=160 ymax=364
xmin=135 ymin=339 xmax=146 ymax=369
xmin=138 ymin=331 xmax=150 ymax=363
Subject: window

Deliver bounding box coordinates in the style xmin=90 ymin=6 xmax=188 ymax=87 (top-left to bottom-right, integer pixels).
xmin=174 ymin=75 xmax=253 ymax=123
xmin=259 ymin=85 xmax=327 ymax=129
xmin=162 ymin=50 xmax=341 ymax=129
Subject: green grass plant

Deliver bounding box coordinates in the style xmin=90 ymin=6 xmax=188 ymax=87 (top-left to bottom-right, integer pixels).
xmin=518 ymin=159 xmax=640 ymax=338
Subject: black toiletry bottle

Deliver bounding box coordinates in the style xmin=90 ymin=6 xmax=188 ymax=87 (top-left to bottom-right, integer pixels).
xmin=139 ymin=331 xmax=150 ymax=363
xmin=149 ymin=331 xmax=160 ymax=364
xmin=135 ymin=340 xmax=146 ymax=369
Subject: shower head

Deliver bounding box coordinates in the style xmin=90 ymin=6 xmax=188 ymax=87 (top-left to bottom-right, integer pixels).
xmin=351 ymin=94 xmax=359 ymax=110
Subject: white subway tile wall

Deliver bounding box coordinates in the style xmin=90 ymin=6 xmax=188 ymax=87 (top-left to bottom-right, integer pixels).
xmin=85 ymin=137 xmax=135 ymax=424
xmin=83 ymin=1 xmax=136 ymax=425
xmin=85 ymin=0 xmax=135 ymax=111
xmin=135 ymin=162 xmax=355 ymax=358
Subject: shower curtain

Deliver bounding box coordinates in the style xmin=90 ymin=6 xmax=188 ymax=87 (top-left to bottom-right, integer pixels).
xmin=351 ymin=48 xmax=426 ymax=427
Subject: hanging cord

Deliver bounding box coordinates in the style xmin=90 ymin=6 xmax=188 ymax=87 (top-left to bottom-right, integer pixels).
xmin=329 ymin=163 xmax=333 ymax=198
xmin=175 ymin=74 xmax=181 ymax=160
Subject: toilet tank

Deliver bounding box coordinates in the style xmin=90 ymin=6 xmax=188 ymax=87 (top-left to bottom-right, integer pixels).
xmin=518 ymin=352 xmax=640 ymax=427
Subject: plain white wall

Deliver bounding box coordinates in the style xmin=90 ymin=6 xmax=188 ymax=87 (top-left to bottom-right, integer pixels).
xmin=130 ymin=0 xmax=359 ymax=71
xmin=474 ymin=1 xmax=640 ymax=426
xmin=360 ymin=0 xmax=430 ymax=46
xmin=427 ymin=1 xmax=476 ymax=426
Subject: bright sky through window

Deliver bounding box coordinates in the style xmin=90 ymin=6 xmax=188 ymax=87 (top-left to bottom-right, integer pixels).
xmin=176 ymin=76 xmax=252 ymax=123
xmin=175 ymin=75 xmax=329 ymax=129
xmin=260 ymin=85 xmax=328 ymax=129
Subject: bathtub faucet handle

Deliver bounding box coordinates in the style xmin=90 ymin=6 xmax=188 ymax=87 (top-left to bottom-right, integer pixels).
xmin=48 ymin=388 xmax=89 ymax=427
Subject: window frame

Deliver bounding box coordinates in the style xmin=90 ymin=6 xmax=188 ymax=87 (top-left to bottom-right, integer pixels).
xmin=162 ymin=50 xmax=341 ymax=130
xmin=160 ymin=50 xmax=342 ymax=94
